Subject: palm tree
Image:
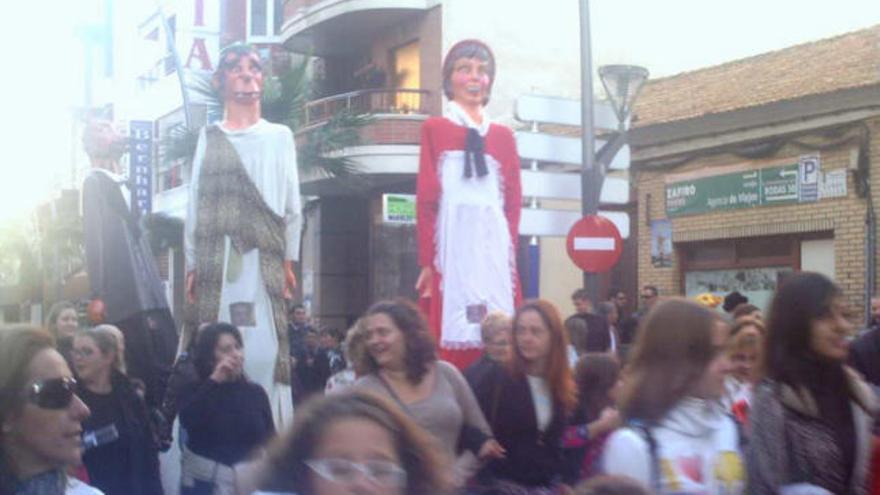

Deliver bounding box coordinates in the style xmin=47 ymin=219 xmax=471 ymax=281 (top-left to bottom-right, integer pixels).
xmin=162 ymin=55 xmax=369 ymax=179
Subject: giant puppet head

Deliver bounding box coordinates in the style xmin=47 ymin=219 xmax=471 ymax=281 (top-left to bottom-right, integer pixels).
xmin=212 ymin=44 xmax=264 ymax=106
xmin=82 ymin=119 xmax=127 ymax=163
xmin=442 ymin=39 xmax=496 ymax=107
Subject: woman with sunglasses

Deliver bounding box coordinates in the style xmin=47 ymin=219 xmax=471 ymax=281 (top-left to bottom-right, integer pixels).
xmin=178 ymin=322 xmax=275 ymax=495
xmin=0 ymin=325 xmax=99 ymax=495
xmin=73 ymin=326 xmax=162 ymax=495
xmin=255 ymin=391 xmax=452 ymax=495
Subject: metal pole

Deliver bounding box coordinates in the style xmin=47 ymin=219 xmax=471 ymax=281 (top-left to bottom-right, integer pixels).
xmin=579 ymin=0 xmax=600 ymax=304
xmin=157 ymin=2 xmax=193 ymax=129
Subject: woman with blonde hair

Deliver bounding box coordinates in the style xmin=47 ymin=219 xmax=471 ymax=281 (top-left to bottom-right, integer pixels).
xmin=325 ymin=320 xmax=368 ymax=393
xmin=602 ymin=298 xmax=744 ymax=494
xmin=722 ymin=318 xmax=764 ymax=429
xmin=73 ymin=326 xmax=162 ymax=495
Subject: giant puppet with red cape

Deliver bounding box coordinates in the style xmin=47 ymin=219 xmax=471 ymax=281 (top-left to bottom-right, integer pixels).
xmin=416 ymin=40 xmax=522 ymax=369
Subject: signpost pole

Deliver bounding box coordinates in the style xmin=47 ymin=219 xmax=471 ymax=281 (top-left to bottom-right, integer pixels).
xmin=579 ymin=0 xmax=600 ymax=303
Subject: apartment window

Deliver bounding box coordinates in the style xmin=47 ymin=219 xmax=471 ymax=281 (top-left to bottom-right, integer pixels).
xmin=248 ymin=0 xmax=283 ymax=41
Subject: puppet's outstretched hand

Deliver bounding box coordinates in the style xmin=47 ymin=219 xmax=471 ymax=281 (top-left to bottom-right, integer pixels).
xmin=186 ymin=271 xmax=197 ymax=304
xmin=415 ymin=266 xmax=433 ymax=299
xmin=284 ymin=260 xmax=297 ymax=299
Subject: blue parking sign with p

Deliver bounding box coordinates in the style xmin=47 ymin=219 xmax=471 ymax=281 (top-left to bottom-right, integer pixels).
xmin=798 ymin=154 xmax=820 ymax=202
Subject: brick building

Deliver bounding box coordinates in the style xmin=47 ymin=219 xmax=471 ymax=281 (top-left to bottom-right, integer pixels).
xmin=630 ymin=25 xmax=880 ymax=318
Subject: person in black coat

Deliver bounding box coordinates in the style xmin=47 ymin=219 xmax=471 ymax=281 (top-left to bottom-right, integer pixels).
xmin=178 ymin=323 xmax=275 ymax=495
xmin=81 ymin=119 xmax=178 ymax=410
xmin=473 ymin=300 xmax=577 ymax=491
xmin=295 ymin=328 xmax=331 ymax=398
xmin=73 ymin=326 xmax=163 ymax=495
xmin=850 ymin=298 xmax=880 ymax=388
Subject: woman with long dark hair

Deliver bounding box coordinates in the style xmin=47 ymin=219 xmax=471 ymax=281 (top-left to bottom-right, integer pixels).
xmin=178 ymin=322 xmax=275 ymax=495
xmin=602 ymin=298 xmax=744 ymax=494
xmin=748 ymin=272 xmax=876 ymax=494
xmin=46 ymin=302 xmax=79 ymax=369
xmin=473 ymin=299 xmax=577 ymax=492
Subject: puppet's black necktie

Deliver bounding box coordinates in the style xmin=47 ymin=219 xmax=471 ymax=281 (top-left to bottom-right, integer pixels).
xmin=463 ymin=128 xmax=488 ymax=179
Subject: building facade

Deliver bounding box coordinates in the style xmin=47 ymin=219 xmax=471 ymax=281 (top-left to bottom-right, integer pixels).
xmin=630 ymin=26 xmax=880 ymax=319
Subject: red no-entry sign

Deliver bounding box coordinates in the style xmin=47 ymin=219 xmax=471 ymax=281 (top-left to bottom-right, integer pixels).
xmin=566 ymin=215 xmax=623 ymax=273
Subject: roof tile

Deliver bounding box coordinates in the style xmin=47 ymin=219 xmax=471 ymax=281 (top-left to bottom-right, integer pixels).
xmin=633 ymin=25 xmax=880 ymax=127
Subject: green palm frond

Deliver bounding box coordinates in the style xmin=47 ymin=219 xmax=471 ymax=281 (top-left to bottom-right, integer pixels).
xmin=161 ymin=123 xmax=200 ymax=165
xmin=184 ymin=71 xmax=223 ymax=122
xmin=298 ymin=110 xmax=372 ymax=178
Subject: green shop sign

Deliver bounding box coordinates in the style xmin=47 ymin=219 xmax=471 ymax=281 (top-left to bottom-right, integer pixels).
xmin=382 ymin=194 xmax=416 ymax=224
xmin=666 ymin=163 xmax=804 ymax=217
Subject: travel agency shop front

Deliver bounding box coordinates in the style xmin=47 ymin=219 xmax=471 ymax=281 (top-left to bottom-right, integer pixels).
xmin=628 ymin=25 xmax=880 ymax=318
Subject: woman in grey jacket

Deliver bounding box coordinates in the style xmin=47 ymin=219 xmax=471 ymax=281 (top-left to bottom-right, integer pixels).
xmin=748 ymin=272 xmax=876 ymax=495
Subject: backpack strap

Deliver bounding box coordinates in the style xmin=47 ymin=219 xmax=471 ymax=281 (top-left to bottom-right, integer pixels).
xmin=629 ymin=420 xmax=661 ymax=494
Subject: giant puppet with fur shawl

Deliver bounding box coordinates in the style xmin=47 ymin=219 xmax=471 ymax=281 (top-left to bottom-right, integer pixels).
xmin=415 ymin=40 xmax=522 ymax=368
xmin=183 ymin=45 xmax=301 ymax=427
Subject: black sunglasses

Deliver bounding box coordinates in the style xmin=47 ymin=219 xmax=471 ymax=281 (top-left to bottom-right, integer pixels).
xmin=25 ymin=377 xmax=78 ymax=410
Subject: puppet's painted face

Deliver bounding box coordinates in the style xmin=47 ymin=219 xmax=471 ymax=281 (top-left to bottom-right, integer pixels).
xmin=220 ymin=52 xmax=264 ymax=104
xmin=84 ymin=120 xmax=126 ymax=161
xmin=449 ymin=57 xmax=491 ymax=107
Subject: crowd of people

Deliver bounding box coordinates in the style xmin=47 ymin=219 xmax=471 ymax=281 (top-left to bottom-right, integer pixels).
xmin=2 ymin=270 xmax=879 ymax=494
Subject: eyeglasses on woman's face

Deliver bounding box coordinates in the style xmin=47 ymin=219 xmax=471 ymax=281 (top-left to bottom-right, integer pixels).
xmin=306 ymin=458 xmax=407 ymax=487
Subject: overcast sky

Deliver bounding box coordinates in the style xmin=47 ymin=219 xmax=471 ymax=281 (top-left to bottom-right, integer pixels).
xmin=592 ymin=0 xmax=880 ymax=78
xmin=1 ymin=0 xmax=879 ymax=224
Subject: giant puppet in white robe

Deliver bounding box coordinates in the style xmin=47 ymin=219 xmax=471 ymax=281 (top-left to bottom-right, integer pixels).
xmin=185 ymin=45 xmax=300 ymax=427
xmin=416 ymin=40 xmax=522 ymax=369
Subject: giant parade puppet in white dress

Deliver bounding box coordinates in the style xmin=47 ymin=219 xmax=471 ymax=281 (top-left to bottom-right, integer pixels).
xmin=185 ymin=44 xmax=300 ymax=427
xmin=416 ymin=40 xmax=522 ymax=368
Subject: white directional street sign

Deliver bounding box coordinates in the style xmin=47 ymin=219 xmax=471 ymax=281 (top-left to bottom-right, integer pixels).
xmin=519 ymin=209 xmax=630 ymax=239
xmin=520 ymin=170 xmax=629 ymax=204
xmin=515 ymin=93 xmax=632 ymax=240
xmin=516 ymin=132 xmax=630 ymax=171
xmin=516 ymin=94 xmax=624 ymax=131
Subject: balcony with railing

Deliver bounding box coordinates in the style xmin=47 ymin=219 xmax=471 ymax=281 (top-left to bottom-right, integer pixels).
xmin=297 ymin=88 xmax=435 ymax=195
xmin=300 ymin=88 xmax=434 ymax=145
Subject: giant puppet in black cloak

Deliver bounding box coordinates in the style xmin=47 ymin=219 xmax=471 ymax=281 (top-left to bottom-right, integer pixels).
xmin=81 ymin=119 xmax=179 ymax=410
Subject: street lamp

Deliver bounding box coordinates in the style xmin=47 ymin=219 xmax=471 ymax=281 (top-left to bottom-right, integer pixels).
xmin=598 ymin=64 xmax=649 ymax=130
xmin=578 ymin=63 xmax=647 ymax=303
xmin=592 ymin=64 xmax=649 ymax=177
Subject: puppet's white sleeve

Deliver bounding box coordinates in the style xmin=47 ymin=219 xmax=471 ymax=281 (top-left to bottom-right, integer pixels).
xmin=283 ymin=128 xmax=302 ymax=262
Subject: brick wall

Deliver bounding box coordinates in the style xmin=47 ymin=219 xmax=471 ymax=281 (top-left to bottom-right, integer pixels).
xmin=633 ymin=118 xmax=880 ymax=313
